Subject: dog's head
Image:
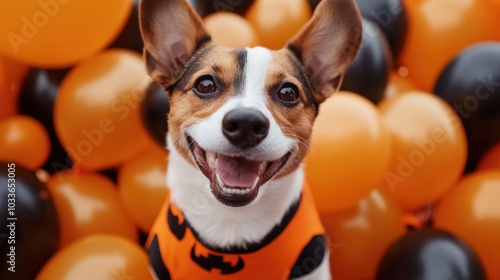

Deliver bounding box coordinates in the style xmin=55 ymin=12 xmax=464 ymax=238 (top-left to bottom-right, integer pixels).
xmin=139 ymin=0 xmax=361 ymax=207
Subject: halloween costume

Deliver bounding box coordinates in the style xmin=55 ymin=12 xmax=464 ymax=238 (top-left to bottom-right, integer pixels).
xmin=148 ymin=184 xmax=327 ymax=280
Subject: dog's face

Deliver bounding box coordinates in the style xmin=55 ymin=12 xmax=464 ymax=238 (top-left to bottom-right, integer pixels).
xmin=139 ymin=0 xmax=362 ymax=207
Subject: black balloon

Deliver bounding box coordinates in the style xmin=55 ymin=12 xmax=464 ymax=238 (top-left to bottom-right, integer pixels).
xmin=189 ymin=0 xmax=255 ymax=17
xmin=376 ymin=229 xmax=486 ymax=280
xmin=0 ymin=163 xmax=60 ymax=280
xmin=110 ymin=0 xmax=143 ymax=53
xmin=341 ymin=19 xmax=392 ymax=104
xmin=100 ymin=168 xmax=119 ymax=184
xmin=434 ymin=43 xmax=500 ymax=171
xmin=308 ymin=0 xmax=407 ymax=59
xmin=18 ymin=68 xmax=73 ymax=174
xmin=141 ymin=82 xmax=170 ymax=149
xmin=355 ymin=0 xmax=407 ymax=59
xmin=308 ymin=0 xmax=321 ymax=10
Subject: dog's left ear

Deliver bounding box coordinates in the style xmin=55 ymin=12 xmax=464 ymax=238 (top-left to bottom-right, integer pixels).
xmin=139 ymin=0 xmax=210 ymax=87
xmin=287 ymin=0 xmax=362 ymax=103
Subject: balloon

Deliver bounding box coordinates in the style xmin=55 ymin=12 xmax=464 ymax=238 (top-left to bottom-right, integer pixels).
xmin=355 ymin=0 xmax=407 ymax=59
xmin=322 ymin=188 xmax=406 ymax=280
xmin=109 ymin=0 xmax=143 ymax=53
xmin=384 ymin=72 xmax=416 ymax=100
xmin=46 ymin=171 xmax=138 ymax=247
xmin=118 ymin=147 xmax=169 ymax=233
xmin=399 ymin=0 xmax=500 ymax=91
xmin=36 ymin=235 xmax=153 ymax=280
xmin=435 ymin=171 xmax=500 ymax=279
xmin=379 ymin=93 xmax=467 ymax=211
xmin=141 ymin=81 xmax=169 ymax=149
xmin=0 ymin=116 xmax=51 ymax=170
xmin=190 ymin=0 xmax=255 ymax=17
xmin=0 ymin=56 xmax=28 ymax=121
xmin=19 ymin=68 xmax=72 ymax=173
xmin=245 ymin=0 xmax=311 ymax=50
xmin=0 ymin=60 xmax=4 ymax=88
xmin=308 ymin=0 xmax=321 ymax=10
xmin=54 ymin=50 xmax=150 ymax=171
xmin=305 ymin=92 xmax=391 ymax=213
xmin=99 ymin=168 xmax=119 ymax=184
xmin=0 ymin=0 xmax=132 ymax=68
xmin=341 ymin=19 xmax=392 ymax=104
xmin=486 ymin=0 xmax=500 ymax=10
xmin=0 ymin=163 xmax=59 ymax=280
xmin=477 ymin=143 xmax=500 ymax=171
xmin=376 ymin=229 xmax=486 ymax=280
xmin=434 ymin=43 xmax=500 ymax=171
xmin=204 ymin=12 xmax=260 ymax=48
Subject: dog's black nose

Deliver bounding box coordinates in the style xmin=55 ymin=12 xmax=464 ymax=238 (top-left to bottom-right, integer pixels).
xmin=222 ymin=108 xmax=270 ymax=149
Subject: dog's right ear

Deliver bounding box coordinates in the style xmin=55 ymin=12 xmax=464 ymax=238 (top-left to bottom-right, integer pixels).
xmin=139 ymin=0 xmax=210 ymax=87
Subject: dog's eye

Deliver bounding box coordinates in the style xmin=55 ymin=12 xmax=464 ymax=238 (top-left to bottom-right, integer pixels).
xmin=277 ymin=83 xmax=299 ymax=104
xmin=194 ymin=76 xmax=217 ymax=95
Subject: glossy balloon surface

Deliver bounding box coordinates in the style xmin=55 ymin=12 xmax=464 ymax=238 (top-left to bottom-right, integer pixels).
xmin=0 ymin=116 xmax=51 ymax=170
xmin=341 ymin=20 xmax=392 ymax=104
xmin=0 ymin=0 xmax=132 ymax=67
xmin=55 ymin=50 xmax=150 ymax=170
xmin=0 ymin=163 xmax=59 ymax=280
xmin=47 ymin=171 xmax=138 ymax=247
xmin=305 ymin=92 xmax=391 ymax=213
xmin=376 ymin=229 xmax=486 ymax=280
xmin=118 ymin=147 xmax=169 ymax=233
xmin=322 ymin=188 xmax=406 ymax=280
xmin=19 ymin=68 xmax=72 ymax=173
xmin=435 ymin=171 xmax=500 ymax=279
xmin=36 ymin=235 xmax=152 ymax=280
xmin=380 ymin=93 xmax=467 ymax=211
xmin=399 ymin=0 xmax=500 ymax=91
xmin=245 ymin=0 xmax=311 ymax=49
xmin=434 ymin=43 xmax=500 ymax=170
xmin=204 ymin=12 xmax=260 ymax=48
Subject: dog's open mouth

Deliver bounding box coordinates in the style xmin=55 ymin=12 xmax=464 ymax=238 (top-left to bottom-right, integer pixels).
xmin=187 ymin=136 xmax=291 ymax=207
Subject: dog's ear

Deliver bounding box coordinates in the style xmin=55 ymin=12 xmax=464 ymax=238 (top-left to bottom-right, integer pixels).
xmin=287 ymin=0 xmax=362 ymax=103
xmin=139 ymin=0 xmax=210 ymax=87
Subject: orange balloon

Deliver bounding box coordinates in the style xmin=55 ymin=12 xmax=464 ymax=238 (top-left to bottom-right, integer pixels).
xmin=477 ymin=143 xmax=500 ymax=171
xmin=36 ymin=235 xmax=153 ymax=280
xmin=379 ymin=92 xmax=467 ymax=211
xmin=322 ymin=188 xmax=406 ymax=280
xmin=305 ymin=92 xmax=391 ymax=213
xmin=0 ymin=0 xmax=132 ymax=68
xmin=485 ymin=0 xmax=500 ymax=10
xmin=118 ymin=147 xmax=169 ymax=233
xmin=400 ymin=0 xmax=500 ymax=91
xmin=55 ymin=50 xmax=150 ymax=171
xmin=204 ymin=12 xmax=260 ymax=48
xmin=435 ymin=171 xmax=500 ymax=280
xmin=0 ymin=56 xmax=28 ymax=121
xmin=0 ymin=59 xmax=4 ymax=88
xmin=47 ymin=171 xmax=138 ymax=247
xmin=0 ymin=116 xmax=50 ymax=170
xmin=245 ymin=0 xmax=311 ymax=50
xmin=383 ymin=72 xmax=417 ymax=100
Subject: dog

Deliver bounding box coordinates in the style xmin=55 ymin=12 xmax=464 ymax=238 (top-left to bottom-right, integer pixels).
xmin=139 ymin=0 xmax=361 ymax=279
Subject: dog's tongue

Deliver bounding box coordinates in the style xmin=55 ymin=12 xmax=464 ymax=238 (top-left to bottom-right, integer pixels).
xmin=217 ymin=155 xmax=260 ymax=188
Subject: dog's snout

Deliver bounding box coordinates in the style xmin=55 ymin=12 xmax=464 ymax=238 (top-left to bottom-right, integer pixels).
xmin=222 ymin=108 xmax=270 ymax=149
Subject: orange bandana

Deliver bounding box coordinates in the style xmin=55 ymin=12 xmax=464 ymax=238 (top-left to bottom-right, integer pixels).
xmin=147 ymin=184 xmax=326 ymax=279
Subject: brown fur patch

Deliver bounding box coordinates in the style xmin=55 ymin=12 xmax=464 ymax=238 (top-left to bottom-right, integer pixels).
xmin=264 ymin=49 xmax=318 ymax=178
xmin=167 ymin=45 xmax=245 ymax=163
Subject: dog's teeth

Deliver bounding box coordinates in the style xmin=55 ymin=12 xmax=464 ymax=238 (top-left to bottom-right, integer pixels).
xmin=258 ymin=162 xmax=266 ymax=175
xmin=207 ymin=152 xmax=217 ymax=169
xmin=251 ymin=176 xmax=260 ymax=190
xmin=216 ymin=173 xmax=224 ymax=188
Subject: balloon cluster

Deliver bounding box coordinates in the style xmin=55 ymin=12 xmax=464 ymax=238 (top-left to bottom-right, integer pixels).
xmin=0 ymin=0 xmax=499 ymax=279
